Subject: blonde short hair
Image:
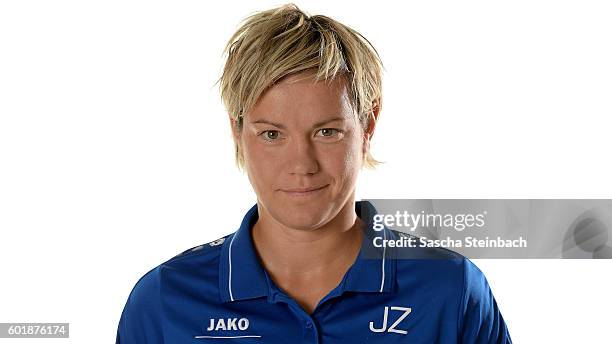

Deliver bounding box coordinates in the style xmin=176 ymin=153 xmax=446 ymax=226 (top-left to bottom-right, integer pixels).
xmin=217 ymin=3 xmax=384 ymax=170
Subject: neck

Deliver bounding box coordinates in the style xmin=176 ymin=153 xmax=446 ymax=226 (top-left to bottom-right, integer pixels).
xmin=251 ymin=199 xmax=364 ymax=277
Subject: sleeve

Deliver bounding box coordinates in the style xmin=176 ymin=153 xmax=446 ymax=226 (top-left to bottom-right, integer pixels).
xmin=116 ymin=266 xmax=164 ymax=344
xmin=458 ymin=258 xmax=512 ymax=344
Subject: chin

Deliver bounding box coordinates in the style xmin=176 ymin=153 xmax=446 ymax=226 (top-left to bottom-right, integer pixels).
xmin=272 ymin=201 xmax=332 ymax=230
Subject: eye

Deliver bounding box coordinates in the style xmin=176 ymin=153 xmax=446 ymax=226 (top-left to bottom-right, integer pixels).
xmin=316 ymin=128 xmax=343 ymax=139
xmin=260 ymin=130 xmax=281 ymax=142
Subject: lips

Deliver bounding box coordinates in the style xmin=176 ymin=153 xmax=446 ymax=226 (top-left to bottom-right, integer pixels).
xmin=280 ymin=185 xmax=329 ymax=193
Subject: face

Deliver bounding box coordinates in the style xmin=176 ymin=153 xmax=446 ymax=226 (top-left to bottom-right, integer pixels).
xmin=230 ymin=71 xmax=376 ymax=231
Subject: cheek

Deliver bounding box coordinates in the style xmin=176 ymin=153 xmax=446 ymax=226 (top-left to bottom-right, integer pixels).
xmin=242 ymin=133 xmax=283 ymax=162
xmin=320 ymin=137 xmax=363 ymax=179
xmin=241 ymin=137 xmax=279 ymax=192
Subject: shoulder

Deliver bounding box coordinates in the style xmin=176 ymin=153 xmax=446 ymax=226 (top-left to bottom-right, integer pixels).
xmin=389 ymin=230 xmax=511 ymax=342
xmin=161 ymin=233 xmax=233 ymax=270
xmin=117 ymin=233 xmax=235 ymax=341
xmin=389 ymin=230 xmax=512 ymax=340
xmin=121 ymin=233 xmax=234 ymax=312
xmin=117 ymin=264 xmax=164 ymax=343
xmin=390 ymin=229 xmax=465 ymax=260
xmin=390 ymin=229 xmax=477 ymax=291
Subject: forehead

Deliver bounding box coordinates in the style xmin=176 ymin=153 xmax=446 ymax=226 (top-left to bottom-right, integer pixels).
xmin=247 ymin=72 xmax=355 ymax=122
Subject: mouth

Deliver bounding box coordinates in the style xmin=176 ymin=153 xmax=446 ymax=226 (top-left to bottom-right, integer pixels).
xmin=280 ymin=184 xmax=329 ymax=196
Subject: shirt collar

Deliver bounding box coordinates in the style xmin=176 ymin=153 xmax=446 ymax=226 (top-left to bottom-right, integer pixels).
xmin=218 ymin=200 xmax=397 ymax=303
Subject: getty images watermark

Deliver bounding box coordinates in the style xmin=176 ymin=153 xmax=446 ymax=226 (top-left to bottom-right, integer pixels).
xmin=371 ymin=209 xmax=527 ymax=249
xmin=361 ymin=199 xmax=612 ymax=259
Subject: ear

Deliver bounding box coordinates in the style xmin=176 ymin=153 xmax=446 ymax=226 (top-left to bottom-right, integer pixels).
xmin=363 ymin=99 xmax=381 ymax=149
xmin=229 ymin=115 xmax=241 ymax=143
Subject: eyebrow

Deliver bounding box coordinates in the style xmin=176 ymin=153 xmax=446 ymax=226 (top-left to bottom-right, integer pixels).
xmin=250 ymin=116 xmax=346 ymax=129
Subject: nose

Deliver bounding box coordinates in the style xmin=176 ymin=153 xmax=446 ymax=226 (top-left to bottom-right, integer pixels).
xmin=287 ymin=136 xmax=319 ymax=175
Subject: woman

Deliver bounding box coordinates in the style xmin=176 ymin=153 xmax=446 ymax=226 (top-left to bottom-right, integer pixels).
xmin=116 ymin=4 xmax=512 ymax=343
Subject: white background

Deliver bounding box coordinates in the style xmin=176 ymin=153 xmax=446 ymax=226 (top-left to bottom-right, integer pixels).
xmin=1 ymin=0 xmax=611 ymax=343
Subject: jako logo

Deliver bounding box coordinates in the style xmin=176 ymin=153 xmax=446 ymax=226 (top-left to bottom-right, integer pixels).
xmin=369 ymin=306 xmax=412 ymax=335
xmin=207 ymin=318 xmax=249 ymax=331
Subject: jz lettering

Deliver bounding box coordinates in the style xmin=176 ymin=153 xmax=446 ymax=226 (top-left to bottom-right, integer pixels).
xmin=207 ymin=318 xmax=249 ymax=331
xmin=369 ymin=306 xmax=412 ymax=335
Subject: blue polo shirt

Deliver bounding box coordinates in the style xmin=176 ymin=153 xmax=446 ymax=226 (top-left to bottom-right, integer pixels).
xmin=116 ymin=200 xmax=512 ymax=343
